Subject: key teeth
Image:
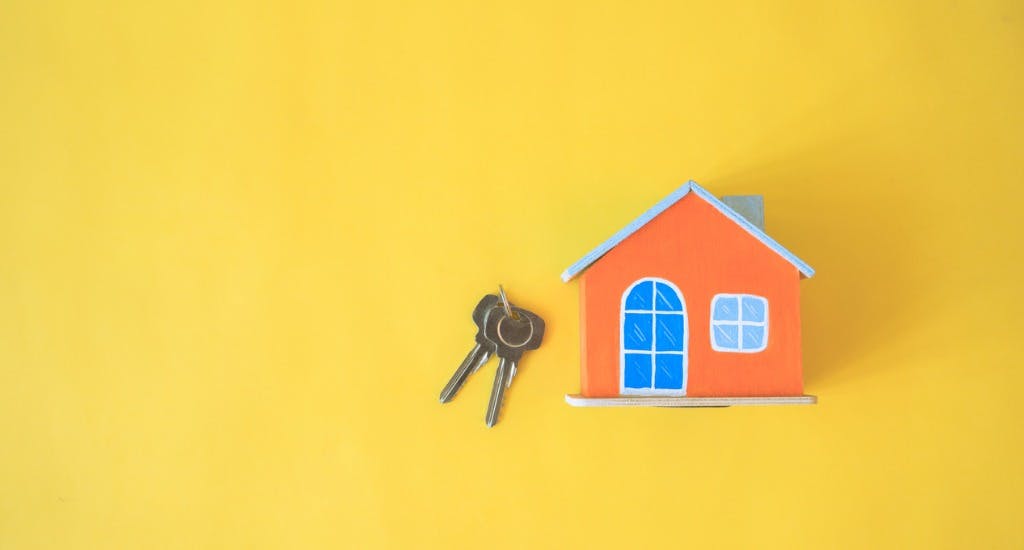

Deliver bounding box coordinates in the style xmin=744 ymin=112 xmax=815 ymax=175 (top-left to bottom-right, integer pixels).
xmin=470 ymin=350 xmax=490 ymax=375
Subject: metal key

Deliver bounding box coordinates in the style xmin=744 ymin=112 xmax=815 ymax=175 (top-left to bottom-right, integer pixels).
xmin=484 ymin=304 xmax=545 ymax=427
xmin=439 ymin=294 xmax=502 ymax=403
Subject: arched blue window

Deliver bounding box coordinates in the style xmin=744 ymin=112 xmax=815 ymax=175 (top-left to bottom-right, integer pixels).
xmin=620 ymin=278 xmax=687 ymax=395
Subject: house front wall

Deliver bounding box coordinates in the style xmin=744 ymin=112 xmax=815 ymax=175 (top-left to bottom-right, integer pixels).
xmin=579 ymin=194 xmax=804 ymax=397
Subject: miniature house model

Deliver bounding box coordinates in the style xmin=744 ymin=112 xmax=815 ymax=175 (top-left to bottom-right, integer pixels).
xmin=562 ymin=181 xmax=816 ymax=407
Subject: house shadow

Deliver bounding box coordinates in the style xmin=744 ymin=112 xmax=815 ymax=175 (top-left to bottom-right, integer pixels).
xmin=711 ymin=143 xmax=930 ymax=389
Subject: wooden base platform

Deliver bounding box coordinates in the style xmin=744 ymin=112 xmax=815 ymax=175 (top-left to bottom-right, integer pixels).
xmin=564 ymin=394 xmax=817 ymax=408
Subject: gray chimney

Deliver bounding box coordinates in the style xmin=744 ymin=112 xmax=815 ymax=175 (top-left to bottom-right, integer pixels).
xmin=721 ymin=195 xmax=765 ymax=230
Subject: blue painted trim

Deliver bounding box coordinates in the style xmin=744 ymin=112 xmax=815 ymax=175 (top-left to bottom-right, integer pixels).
xmin=560 ymin=181 xmax=815 ymax=282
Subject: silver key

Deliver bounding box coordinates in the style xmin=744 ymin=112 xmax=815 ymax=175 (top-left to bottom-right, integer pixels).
xmin=484 ymin=304 xmax=545 ymax=427
xmin=439 ymin=294 xmax=502 ymax=403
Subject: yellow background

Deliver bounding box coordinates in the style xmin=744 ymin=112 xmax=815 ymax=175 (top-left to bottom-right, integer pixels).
xmin=2 ymin=1 xmax=1022 ymax=548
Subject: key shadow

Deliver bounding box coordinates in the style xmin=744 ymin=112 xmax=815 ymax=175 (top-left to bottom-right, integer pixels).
xmin=710 ymin=139 xmax=932 ymax=389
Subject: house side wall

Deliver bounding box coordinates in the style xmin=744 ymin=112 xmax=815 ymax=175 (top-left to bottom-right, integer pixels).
xmin=579 ymin=194 xmax=804 ymax=397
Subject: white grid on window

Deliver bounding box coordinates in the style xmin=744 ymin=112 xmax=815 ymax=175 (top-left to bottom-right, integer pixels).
xmin=710 ymin=293 xmax=768 ymax=353
xmin=620 ymin=278 xmax=688 ymax=395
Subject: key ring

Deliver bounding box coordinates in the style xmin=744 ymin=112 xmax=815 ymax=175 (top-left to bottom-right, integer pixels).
xmin=497 ymin=313 xmax=534 ymax=347
xmin=498 ymin=285 xmax=519 ymax=320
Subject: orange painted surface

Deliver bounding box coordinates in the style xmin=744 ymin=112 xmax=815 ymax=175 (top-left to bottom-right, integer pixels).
xmin=579 ymin=194 xmax=804 ymax=397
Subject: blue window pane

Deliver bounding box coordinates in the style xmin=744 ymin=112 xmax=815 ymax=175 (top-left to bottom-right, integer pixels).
xmin=654 ymin=282 xmax=682 ymax=311
xmin=713 ymin=296 xmax=739 ymax=321
xmin=741 ymin=297 xmax=766 ymax=322
xmin=654 ymin=354 xmax=684 ymax=389
xmin=623 ymin=354 xmax=652 ymax=389
xmin=624 ymin=281 xmax=652 ymax=310
xmin=655 ymin=314 xmax=684 ymax=351
xmin=713 ymin=324 xmax=739 ymax=350
xmin=623 ymin=313 xmax=652 ymax=350
xmin=743 ymin=326 xmax=766 ymax=350
xmin=622 ymin=279 xmax=690 ymax=391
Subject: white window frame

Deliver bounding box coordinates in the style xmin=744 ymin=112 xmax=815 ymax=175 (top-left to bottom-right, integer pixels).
xmin=620 ymin=277 xmax=687 ymax=396
xmin=710 ymin=293 xmax=769 ymax=353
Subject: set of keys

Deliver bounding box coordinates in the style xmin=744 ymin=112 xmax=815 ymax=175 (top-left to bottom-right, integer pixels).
xmin=439 ymin=286 xmax=545 ymax=427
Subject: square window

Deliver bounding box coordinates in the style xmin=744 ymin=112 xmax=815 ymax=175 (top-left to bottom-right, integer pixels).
xmin=623 ymin=353 xmax=652 ymax=389
xmin=710 ymin=294 xmax=769 ymax=354
xmin=712 ymin=323 xmax=739 ymax=350
xmin=623 ymin=313 xmax=652 ymax=350
xmin=741 ymin=296 xmax=766 ymax=322
xmin=654 ymin=354 xmax=684 ymax=389
xmin=655 ymin=314 xmax=684 ymax=351
xmin=742 ymin=325 xmax=766 ymax=350
xmin=712 ymin=296 xmax=739 ymax=321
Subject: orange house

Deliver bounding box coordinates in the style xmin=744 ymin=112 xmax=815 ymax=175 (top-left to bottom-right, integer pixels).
xmin=561 ymin=182 xmax=816 ymax=407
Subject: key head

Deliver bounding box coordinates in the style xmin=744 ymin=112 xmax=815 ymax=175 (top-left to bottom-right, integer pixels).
xmin=472 ymin=295 xmax=503 ymax=347
xmin=485 ymin=306 xmax=545 ymax=362
xmin=472 ymin=294 xmax=499 ymax=325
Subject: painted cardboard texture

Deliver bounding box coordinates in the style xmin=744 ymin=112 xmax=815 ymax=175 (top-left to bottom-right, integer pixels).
xmin=579 ymin=193 xmax=803 ymax=398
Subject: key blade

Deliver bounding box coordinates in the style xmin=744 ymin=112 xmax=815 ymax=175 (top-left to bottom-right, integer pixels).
xmin=485 ymin=357 xmax=514 ymax=427
xmin=440 ymin=343 xmax=485 ymax=403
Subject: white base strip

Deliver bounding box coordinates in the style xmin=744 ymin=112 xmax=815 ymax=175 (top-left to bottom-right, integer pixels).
xmin=564 ymin=394 xmax=817 ymax=407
